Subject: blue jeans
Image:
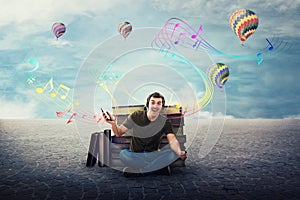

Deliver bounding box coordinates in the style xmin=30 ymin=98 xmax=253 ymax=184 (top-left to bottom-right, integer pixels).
xmin=119 ymin=148 xmax=178 ymax=173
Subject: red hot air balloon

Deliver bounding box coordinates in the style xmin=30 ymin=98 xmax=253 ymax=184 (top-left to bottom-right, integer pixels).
xmin=118 ymin=21 xmax=132 ymax=39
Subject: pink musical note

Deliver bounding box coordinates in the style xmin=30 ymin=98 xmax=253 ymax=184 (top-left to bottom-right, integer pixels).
xmin=36 ymin=78 xmax=54 ymax=94
xmin=256 ymin=53 xmax=263 ymax=66
xmin=266 ymin=38 xmax=273 ymax=50
xmin=171 ymin=23 xmax=180 ymax=38
xmin=191 ymin=25 xmax=203 ymax=39
xmin=51 ymin=84 xmax=70 ymax=100
xmin=67 ymin=113 xmax=77 ymax=124
xmin=174 ymin=33 xmax=188 ymax=45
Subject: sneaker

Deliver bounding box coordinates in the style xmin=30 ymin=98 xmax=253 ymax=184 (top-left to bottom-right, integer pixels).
xmin=122 ymin=167 xmax=141 ymax=177
xmin=156 ymin=166 xmax=171 ymax=176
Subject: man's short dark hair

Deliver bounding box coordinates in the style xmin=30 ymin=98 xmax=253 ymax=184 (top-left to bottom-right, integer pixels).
xmin=146 ymin=92 xmax=165 ymax=108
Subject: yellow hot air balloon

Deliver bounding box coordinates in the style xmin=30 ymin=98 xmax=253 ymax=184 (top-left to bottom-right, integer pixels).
xmin=229 ymin=9 xmax=259 ymax=45
xmin=206 ymin=63 xmax=229 ymax=88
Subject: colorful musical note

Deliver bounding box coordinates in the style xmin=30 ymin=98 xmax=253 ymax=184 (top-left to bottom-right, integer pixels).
xmin=191 ymin=25 xmax=203 ymax=39
xmin=51 ymin=84 xmax=70 ymax=100
xmin=192 ymin=40 xmax=201 ymax=50
xmin=171 ymin=23 xmax=180 ymax=38
xmin=174 ymin=33 xmax=188 ymax=45
xmin=159 ymin=43 xmax=171 ymax=58
xmin=93 ymin=114 xmax=102 ymax=123
xmin=266 ymin=38 xmax=274 ymax=50
xmin=256 ymin=53 xmax=263 ymax=66
xmin=65 ymin=101 xmax=79 ymax=112
xmin=36 ymin=78 xmax=54 ymax=93
xmin=56 ymin=111 xmax=64 ymax=117
xmin=26 ymin=75 xmax=36 ymax=84
xmin=67 ymin=113 xmax=77 ymax=124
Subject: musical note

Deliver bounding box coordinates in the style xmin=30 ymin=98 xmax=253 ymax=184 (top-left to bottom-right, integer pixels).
xmin=67 ymin=113 xmax=77 ymax=124
xmin=256 ymin=53 xmax=263 ymax=66
xmin=22 ymin=56 xmax=40 ymax=73
xmin=51 ymin=84 xmax=70 ymax=99
xmin=191 ymin=25 xmax=203 ymax=39
xmin=66 ymin=101 xmax=79 ymax=112
xmin=266 ymin=38 xmax=274 ymax=50
xmin=159 ymin=43 xmax=171 ymax=58
xmin=36 ymin=78 xmax=54 ymax=93
xmin=93 ymin=115 xmax=102 ymax=123
xmin=171 ymin=23 xmax=180 ymax=38
xmin=174 ymin=33 xmax=188 ymax=45
xmin=56 ymin=111 xmax=64 ymax=117
xmin=26 ymin=75 xmax=36 ymax=84
xmin=192 ymin=40 xmax=201 ymax=50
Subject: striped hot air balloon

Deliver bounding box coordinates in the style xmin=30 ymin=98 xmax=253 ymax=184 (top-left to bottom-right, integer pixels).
xmin=229 ymin=9 xmax=258 ymax=45
xmin=52 ymin=22 xmax=66 ymax=39
xmin=206 ymin=63 xmax=229 ymax=89
xmin=118 ymin=21 xmax=132 ymax=39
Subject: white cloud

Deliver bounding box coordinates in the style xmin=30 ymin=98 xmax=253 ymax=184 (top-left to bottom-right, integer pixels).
xmin=284 ymin=115 xmax=300 ymax=119
xmin=47 ymin=38 xmax=74 ymax=48
xmin=186 ymin=110 xmax=235 ymax=119
xmin=0 ymin=97 xmax=38 ymax=118
xmin=0 ymin=0 xmax=127 ymax=26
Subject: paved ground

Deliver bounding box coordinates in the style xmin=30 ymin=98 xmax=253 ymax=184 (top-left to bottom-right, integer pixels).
xmin=0 ymin=118 xmax=299 ymax=200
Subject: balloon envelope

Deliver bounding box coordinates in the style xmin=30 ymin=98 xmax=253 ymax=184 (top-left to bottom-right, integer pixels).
xmin=52 ymin=22 xmax=66 ymax=39
xmin=229 ymin=9 xmax=258 ymax=45
xmin=206 ymin=63 xmax=229 ymax=88
xmin=118 ymin=21 xmax=132 ymax=38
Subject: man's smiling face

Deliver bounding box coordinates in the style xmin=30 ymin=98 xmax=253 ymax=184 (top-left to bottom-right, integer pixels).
xmin=148 ymin=97 xmax=163 ymax=115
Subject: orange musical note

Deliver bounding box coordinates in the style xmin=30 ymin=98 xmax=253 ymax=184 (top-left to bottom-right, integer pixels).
xmin=191 ymin=25 xmax=203 ymax=39
xmin=67 ymin=113 xmax=77 ymax=124
xmin=51 ymin=84 xmax=70 ymax=100
xmin=174 ymin=33 xmax=188 ymax=45
xmin=170 ymin=23 xmax=180 ymax=38
xmin=36 ymin=78 xmax=54 ymax=93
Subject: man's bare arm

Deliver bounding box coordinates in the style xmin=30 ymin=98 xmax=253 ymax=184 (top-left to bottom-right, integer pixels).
xmin=167 ymin=133 xmax=187 ymax=160
xmin=102 ymin=111 xmax=128 ymax=136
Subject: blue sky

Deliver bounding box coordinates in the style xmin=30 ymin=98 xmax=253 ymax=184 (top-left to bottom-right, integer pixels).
xmin=0 ymin=0 xmax=299 ymax=119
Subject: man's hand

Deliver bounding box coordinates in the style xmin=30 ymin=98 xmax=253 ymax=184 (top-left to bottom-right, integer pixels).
xmin=178 ymin=150 xmax=187 ymax=160
xmin=102 ymin=111 xmax=115 ymax=124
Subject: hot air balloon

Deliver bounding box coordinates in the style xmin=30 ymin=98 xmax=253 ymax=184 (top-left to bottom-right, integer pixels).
xmin=206 ymin=63 xmax=229 ymax=88
xmin=52 ymin=22 xmax=66 ymax=39
xmin=118 ymin=21 xmax=132 ymax=39
xmin=229 ymin=9 xmax=258 ymax=45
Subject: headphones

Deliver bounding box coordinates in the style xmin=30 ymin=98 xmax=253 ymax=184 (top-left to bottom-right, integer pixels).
xmin=145 ymin=92 xmax=165 ymax=109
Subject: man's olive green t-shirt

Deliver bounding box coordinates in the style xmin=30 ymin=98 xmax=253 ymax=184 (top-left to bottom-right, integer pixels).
xmin=122 ymin=110 xmax=174 ymax=152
